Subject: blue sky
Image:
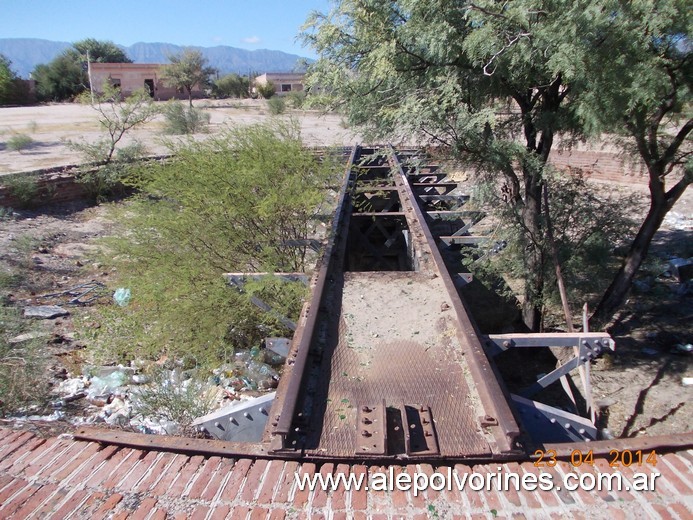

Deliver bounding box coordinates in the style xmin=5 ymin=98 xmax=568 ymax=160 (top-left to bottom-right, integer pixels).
xmin=0 ymin=0 xmax=332 ymax=57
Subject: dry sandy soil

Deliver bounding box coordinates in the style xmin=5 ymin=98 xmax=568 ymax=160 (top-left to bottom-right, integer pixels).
xmin=0 ymin=102 xmax=691 ymax=443
xmin=0 ymin=99 xmax=361 ymax=174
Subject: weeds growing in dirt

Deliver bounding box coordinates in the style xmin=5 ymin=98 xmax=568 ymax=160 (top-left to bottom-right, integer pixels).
xmin=267 ymin=96 xmax=286 ymax=115
xmin=7 ymin=133 xmax=34 ymax=153
xmin=3 ymin=175 xmax=40 ymax=209
xmin=161 ymin=101 xmax=210 ymax=134
xmin=0 ymin=296 xmax=49 ymax=416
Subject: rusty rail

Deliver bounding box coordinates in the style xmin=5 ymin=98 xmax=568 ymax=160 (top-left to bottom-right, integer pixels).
xmin=269 ymin=145 xmax=359 ymax=449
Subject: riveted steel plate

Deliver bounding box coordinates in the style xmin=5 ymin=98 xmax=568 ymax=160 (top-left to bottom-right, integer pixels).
xmin=296 ymin=272 xmax=494 ymax=458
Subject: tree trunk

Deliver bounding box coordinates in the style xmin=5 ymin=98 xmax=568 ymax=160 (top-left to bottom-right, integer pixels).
xmin=591 ymin=176 xmax=673 ymax=326
xmin=520 ymin=175 xmax=544 ymax=332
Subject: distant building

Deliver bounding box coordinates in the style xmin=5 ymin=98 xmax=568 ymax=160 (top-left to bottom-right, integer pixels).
xmin=89 ymin=63 xmax=205 ymax=101
xmin=253 ymin=73 xmax=305 ymax=96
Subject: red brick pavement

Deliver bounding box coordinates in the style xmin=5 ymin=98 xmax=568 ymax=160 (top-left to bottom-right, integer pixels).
xmin=0 ymin=427 xmax=691 ymax=519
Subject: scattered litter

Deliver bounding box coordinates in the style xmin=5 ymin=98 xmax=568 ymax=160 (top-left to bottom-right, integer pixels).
xmin=265 ymin=337 xmax=290 ymax=358
xmin=23 ymin=305 xmax=69 ymax=319
xmin=87 ymin=371 xmax=129 ymax=399
xmin=682 ymin=377 xmax=693 ymax=386
xmin=56 ymin=378 xmax=86 ymax=395
xmin=113 ymin=287 xmax=131 ymax=307
xmin=641 ymin=347 xmax=659 ymax=356
xmin=39 ymin=281 xmax=108 ymax=305
xmin=12 ymin=411 xmax=65 ymax=422
xmin=46 ymin=350 xmax=282 ymax=436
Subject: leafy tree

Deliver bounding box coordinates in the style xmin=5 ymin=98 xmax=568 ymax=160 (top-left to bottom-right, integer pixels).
xmin=161 ymin=49 xmax=216 ymax=107
xmin=66 ymin=38 xmax=131 ymax=64
xmin=303 ymin=0 xmax=613 ymax=330
xmin=303 ymin=0 xmax=691 ymax=330
xmin=256 ymin=80 xmax=276 ymax=100
xmin=67 ymin=81 xmax=159 ymax=200
xmin=33 ymin=38 xmax=131 ymax=101
xmin=584 ymin=1 xmax=692 ymax=325
xmin=33 ymin=54 xmax=84 ymax=101
xmin=213 ymin=73 xmax=250 ymax=98
xmin=71 ymin=81 xmax=159 ymax=165
xmin=0 ymin=54 xmax=15 ymax=104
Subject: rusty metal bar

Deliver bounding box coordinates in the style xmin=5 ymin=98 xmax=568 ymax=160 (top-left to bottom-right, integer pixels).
xmin=387 ymin=145 xmax=521 ymax=454
xmin=269 ymin=145 xmax=359 ymax=449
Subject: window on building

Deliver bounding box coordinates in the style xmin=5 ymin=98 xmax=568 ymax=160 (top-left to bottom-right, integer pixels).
xmin=111 ymin=78 xmax=121 ymax=89
xmin=281 ymin=84 xmax=292 ymax=92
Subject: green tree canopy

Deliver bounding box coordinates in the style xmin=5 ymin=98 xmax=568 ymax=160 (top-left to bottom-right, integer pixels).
xmin=303 ymin=0 xmax=610 ymax=329
xmin=32 ymin=38 xmax=131 ymax=101
xmin=0 ymin=54 xmax=15 ymax=104
xmin=213 ymin=73 xmax=250 ymax=98
xmin=303 ymin=0 xmax=691 ymax=329
xmin=582 ymin=1 xmax=691 ymax=324
xmin=67 ymin=38 xmax=132 ymax=64
xmin=33 ymin=54 xmax=85 ymax=101
xmin=161 ymin=49 xmax=216 ymax=106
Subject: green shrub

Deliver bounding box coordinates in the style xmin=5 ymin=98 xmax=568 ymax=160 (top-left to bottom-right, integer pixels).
xmin=286 ymin=90 xmax=307 ymax=109
xmin=162 ymin=101 xmax=211 ymax=135
xmin=71 ymin=141 xmax=145 ymax=202
xmin=4 ymin=175 xmax=39 ymax=208
xmin=213 ymin=73 xmax=250 ymax=99
xmin=7 ymin=133 xmax=34 ymax=153
xmin=82 ymin=120 xmax=341 ymax=367
xmin=267 ymin=96 xmax=286 ymax=116
xmin=256 ymin=81 xmax=276 ymax=99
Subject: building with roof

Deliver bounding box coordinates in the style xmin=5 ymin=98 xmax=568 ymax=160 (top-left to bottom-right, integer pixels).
xmin=89 ymin=63 xmax=205 ymax=101
xmin=253 ymin=72 xmax=305 ymax=96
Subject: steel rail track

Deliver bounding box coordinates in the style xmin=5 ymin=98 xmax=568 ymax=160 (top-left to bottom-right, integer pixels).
xmin=72 ymin=145 xmax=693 ymax=463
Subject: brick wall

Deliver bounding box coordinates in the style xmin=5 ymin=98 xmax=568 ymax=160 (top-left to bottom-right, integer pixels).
xmin=550 ymin=149 xmax=650 ymax=185
xmin=0 ymin=167 xmax=89 ymax=209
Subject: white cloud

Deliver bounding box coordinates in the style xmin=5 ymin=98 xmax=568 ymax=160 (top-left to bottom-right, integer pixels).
xmin=242 ymin=36 xmax=261 ymax=44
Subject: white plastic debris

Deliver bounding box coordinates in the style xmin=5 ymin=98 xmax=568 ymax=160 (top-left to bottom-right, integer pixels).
xmin=113 ymin=287 xmax=131 ymax=307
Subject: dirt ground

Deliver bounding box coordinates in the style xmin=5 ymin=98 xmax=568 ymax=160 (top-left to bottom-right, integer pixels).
xmin=0 ymin=99 xmax=361 ymax=174
xmin=0 ymin=102 xmax=691 ymax=443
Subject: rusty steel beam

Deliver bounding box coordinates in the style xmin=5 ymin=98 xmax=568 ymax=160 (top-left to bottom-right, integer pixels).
xmin=269 ymin=145 xmax=359 ymax=451
xmin=387 ymin=145 xmax=521 ymax=455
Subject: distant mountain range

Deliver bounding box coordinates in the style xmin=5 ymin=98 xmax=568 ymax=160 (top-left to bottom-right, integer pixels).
xmin=0 ymin=38 xmax=310 ymax=78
